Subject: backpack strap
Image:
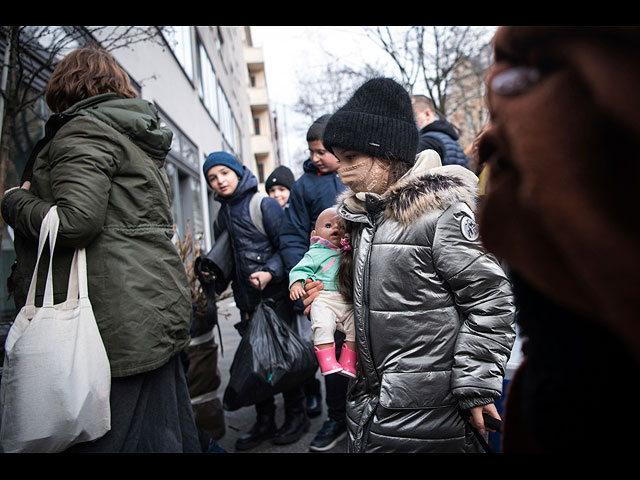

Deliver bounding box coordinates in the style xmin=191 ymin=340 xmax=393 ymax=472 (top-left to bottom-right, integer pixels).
xmin=212 ymin=192 xmax=266 ymax=237
xmin=249 ymin=192 xmax=267 ymax=237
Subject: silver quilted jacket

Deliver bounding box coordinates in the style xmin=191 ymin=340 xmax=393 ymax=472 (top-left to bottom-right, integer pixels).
xmin=336 ymin=151 xmax=516 ymax=453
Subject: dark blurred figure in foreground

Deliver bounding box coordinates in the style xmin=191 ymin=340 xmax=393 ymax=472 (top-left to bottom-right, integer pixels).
xmin=476 ymin=26 xmax=640 ymax=452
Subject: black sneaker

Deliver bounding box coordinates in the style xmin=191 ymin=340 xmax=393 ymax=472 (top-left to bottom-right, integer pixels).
xmin=308 ymin=418 xmax=347 ymax=452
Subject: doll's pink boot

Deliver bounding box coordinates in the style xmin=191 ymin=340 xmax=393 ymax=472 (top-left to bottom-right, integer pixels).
xmin=314 ymin=344 xmax=343 ymax=375
xmin=338 ymin=344 xmax=357 ymax=378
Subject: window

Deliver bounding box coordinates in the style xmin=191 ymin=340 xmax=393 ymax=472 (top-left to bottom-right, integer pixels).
xmin=164 ymin=26 xmax=194 ymax=82
xmin=159 ymin=112 xmax=204 ymax=242
xmin=257 ymin=162 xmax=264 ymax=183
xmin=198 ymin=44 xmax=219 ymax=123
xmin=165 ymin=163 xmax=204 ymax=241
xmin=170 ymin=122 xmax=198 ymax=170
xmin=196 ymin=38 xmax=241 ymax=157
xmin=218 ymin=86 xmax=237 ymax=152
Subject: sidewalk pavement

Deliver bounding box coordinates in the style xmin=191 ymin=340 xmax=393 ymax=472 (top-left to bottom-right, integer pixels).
xmin=213 ymin=295 xmax=348 ymax=454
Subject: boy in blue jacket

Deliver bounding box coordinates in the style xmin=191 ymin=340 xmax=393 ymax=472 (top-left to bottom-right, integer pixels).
xmin=204 ymin=151 xmax=306 ymax=451
xmin=279 ymin=115 xmax=346 ymax=273
xmin=279 ymin=116 xmax=349 ymax=452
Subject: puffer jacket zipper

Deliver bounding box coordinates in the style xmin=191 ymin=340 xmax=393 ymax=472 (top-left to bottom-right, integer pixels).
xmin=362 ymin=215 xmax=380 ymax=386
xmin=352 ymin=211 xmax=380 ymax=453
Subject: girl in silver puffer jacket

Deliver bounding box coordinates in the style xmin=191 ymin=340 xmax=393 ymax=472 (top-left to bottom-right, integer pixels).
xmin=305 ymin=78 xmax=516 ymax=453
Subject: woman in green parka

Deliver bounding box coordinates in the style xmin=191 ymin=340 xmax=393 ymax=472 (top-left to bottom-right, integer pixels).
xmin=1 ymin=47 xmax=200 ymax=452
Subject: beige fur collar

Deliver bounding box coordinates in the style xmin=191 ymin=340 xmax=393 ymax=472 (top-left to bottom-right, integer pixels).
xmin=337 ymin=150 xmax=479 ymax=226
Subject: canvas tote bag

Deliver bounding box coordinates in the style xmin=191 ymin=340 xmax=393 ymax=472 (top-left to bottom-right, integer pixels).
xmin=0 ymin=206 xmax=111 ymax=453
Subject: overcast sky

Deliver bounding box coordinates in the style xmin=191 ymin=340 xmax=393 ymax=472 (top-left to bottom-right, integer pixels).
xmin=250 ymin=26 xmax=383 ymax=103
xmin=249 ymin=26 xmax=389 ymax=174
xmin=248 ymin=26 xmax=497 ymax=175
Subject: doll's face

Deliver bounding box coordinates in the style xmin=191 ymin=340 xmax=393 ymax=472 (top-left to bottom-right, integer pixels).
xmin=312 ymin=208 xmax=347 ymax=246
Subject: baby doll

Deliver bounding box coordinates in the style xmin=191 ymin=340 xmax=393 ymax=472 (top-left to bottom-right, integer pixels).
xmin=289 ymin=208 xmax=356 ymax=377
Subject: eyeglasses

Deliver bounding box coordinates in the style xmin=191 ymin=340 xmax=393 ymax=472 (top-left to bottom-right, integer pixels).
xmin=307 ymin=148 xmax=328 ymax=157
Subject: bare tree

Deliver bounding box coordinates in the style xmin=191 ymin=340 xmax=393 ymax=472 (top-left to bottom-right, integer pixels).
xmin=0 ymin=26 xmax=169 ymax=244
xmin=292 ymin=61 xmax=385 ymax=122
xmin=363 ymin=26 xmax=493 ymax=117
xmin=291 ymin=26 xmax=494 ymax=152
xmin=363 ymin=26 xmax=495 ymax=149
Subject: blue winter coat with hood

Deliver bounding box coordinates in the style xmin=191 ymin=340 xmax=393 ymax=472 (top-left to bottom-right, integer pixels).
xmin=279 ymin=158 xmax=346 ymax=273
xmin=213 ymin=167 xmax=286 ymax=314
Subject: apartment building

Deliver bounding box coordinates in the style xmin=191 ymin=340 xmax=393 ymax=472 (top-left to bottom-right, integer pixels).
xmin=244 ymin=27 xmax=282 ymax=189
xmin=445 ymin=43 xmax=493 ymax=154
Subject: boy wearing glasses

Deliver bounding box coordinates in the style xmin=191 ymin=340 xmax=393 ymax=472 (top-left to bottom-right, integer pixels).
xmin=279 ymin=115 xmax=348 ymax=452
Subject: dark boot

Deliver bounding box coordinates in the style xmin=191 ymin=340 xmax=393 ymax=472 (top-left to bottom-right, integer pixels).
xmin=304 ymin=375 xmax=323 ymax=417
xmin=306 ymin=394 xmax=322 ymax=417
xmin=234 ymin=414 xmax=276 ymax=451
xmin=272 ymin=411 xmax=310 ymax=445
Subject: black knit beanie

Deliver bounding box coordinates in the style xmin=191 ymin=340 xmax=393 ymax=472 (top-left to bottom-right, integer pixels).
xmin=265 ymin=165 xmax=295 ymax=191
xmin=323 ymin=78 xmax=418 ymax=165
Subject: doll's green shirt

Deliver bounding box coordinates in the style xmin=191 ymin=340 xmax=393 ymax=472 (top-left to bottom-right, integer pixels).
xmin=288 ymin=240 xmax=341 ymax=291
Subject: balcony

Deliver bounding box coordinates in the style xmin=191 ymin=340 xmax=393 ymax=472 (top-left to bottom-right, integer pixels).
xmin=248 ymin=86 xmax=269 ymax=111
xmin=244 ymin=46 xmax=264 ymax=71
xmin=251 ymin=133 xmax=273 ymax=157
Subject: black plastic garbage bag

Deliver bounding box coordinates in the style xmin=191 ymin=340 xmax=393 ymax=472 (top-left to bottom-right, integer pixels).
xmin=223 ymin=299 xmax=316 ymax=411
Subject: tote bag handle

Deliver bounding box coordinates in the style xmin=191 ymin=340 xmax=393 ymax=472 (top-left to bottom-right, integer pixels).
xmin=24 ymin=206 xmax=90 ymax=317
xmin=66 ymin=247 xmax=89 ymax=303
xmin=24 ymin=207 xmax=60 ymax=314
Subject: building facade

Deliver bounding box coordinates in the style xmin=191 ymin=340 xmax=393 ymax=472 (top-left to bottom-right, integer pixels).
xmin=0 ymin=25 xmax=279 ymax=332
xmin=244 ymin=27 xmax=281 ymax=188
xmin=106 ymin=25 xmax=278 ymax=249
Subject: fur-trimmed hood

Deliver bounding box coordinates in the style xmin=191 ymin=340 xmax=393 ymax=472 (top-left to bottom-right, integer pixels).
xmin=337 ymin=150 xmax=478 ymax=226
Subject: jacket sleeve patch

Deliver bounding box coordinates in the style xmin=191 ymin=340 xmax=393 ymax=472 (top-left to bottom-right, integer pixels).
xmin=460 ymin=215 xmax=479 ymax=242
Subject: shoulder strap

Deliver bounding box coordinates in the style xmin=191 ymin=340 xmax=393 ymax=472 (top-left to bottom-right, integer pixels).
xmin=249 ymin=192 xmax=267 ymax=237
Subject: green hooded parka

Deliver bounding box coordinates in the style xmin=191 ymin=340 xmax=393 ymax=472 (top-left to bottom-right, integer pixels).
xmin=1 ymin=93 xmax=192 ymax=377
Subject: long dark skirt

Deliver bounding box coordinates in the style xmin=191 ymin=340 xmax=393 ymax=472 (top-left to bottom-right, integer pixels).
xmin=66 ymin=353 xmax=201 ymax=453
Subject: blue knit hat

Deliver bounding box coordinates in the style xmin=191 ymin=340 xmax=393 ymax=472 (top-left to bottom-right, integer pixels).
xmin=203 ymin=151 xmax=244 ymax=178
